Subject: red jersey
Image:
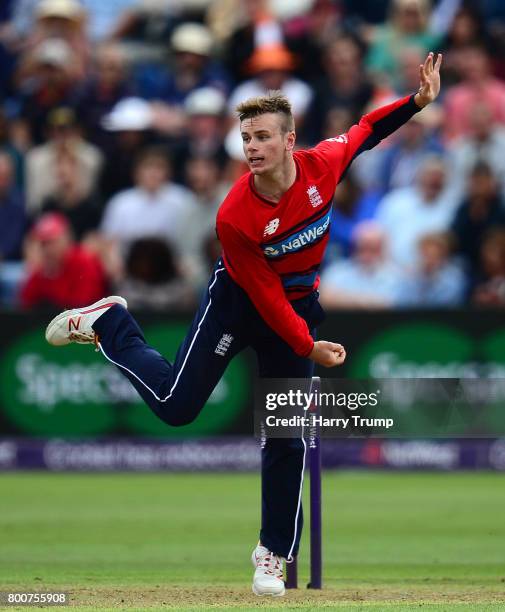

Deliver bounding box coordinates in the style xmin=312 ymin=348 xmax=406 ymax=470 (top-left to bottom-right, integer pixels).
xmin=217 ymin=94 xmax=421 ymax=357
xmin=20 ymin=245 xmax=107 ymax=310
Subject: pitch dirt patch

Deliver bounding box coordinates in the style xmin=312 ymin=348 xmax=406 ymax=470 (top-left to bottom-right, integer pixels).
xmin=57 ymin=584 xmax=505 ymax=609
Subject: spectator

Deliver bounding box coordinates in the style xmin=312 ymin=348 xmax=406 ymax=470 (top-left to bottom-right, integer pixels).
xmin=1 ymin=0 xmax=503 ymax=316
xmin=283 ymin=0 xmax=343 ymax=84
xmin=73 ymin=43 xmax=134 ymax=147
xmin=395 ymin=45 xmax=426 ymax=95
xmin=40 ymin=153 xmax=102 ymax=240
xmin=98 ymin=97 xmax=154 ymax=200
xmin=376 ymin=156 xmax=458 ymax=269
xmin=397 ymin=232 xmax=466 ymax=306
xmin=212 ymin=0 xmax=338 ymax=83
xmin=182 ymin=155 xmax=229 ymax=288
xmin=116 ymin=238 xmax=196 ymax=311
xmin=25 ymin=107 xmax=103 ymax=213
xmin=320 ymin=222 xmax=402 ymax=309
xmin=225 ymin=42 xmax=313 ymax=158
xmin=443 ymin=45 xmax=505 ymax=141
xmin=227 ymin=44 xmax=313 ymax=126
xmin=378 ymin=104 xmax=444 ymax=194
xmin=451 ymin=162 xmax=505 ymax=275
xmin=17 ymin=0 xmax=89 ymax=81
xmin=349 ymin=94 xmax=407 ymax=194
xmin=20 ymin=212 xmax=107 ymax=309
xmin=171 ymin=86 xmax=227 ymax=183
xmin=472 ymin=229 xmax=505 ymax=306
xmin=366 ymin=0 xmax=441 ymax=89
xmin=448 ymin=102 xmax=505 ymax=200
xmin=136 ymin=23 xmax=230 ymax=104
xmin=326 ymin=171 xmax=381 ymax=260
xmin=216 ymin=0 xmax=282 ymax=84
xmin=100 ymin=147 xmax=198 ymax=256
xmin=441 ymin=6 xmax=488 ymax=86
xmin=306 ymin=33 xmax=384 ymax=142
xmin=16 ymin=38 xmax=78 ymax=144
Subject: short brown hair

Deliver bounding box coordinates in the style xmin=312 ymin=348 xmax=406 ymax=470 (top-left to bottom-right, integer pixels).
xmin=236 ymin=91 xmax=294 ymax=133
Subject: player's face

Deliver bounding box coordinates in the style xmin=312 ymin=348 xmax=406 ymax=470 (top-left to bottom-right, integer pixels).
xmin=241 ymin=113 xmax=295 ymax=175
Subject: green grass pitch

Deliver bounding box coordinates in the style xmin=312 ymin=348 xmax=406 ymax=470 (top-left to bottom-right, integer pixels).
xmin=1 ymin=471 xmax=504 ymax=610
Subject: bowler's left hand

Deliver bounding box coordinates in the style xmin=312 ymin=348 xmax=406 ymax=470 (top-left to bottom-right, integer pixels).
xmin=415 ymin=52 xmax=442 ymax=108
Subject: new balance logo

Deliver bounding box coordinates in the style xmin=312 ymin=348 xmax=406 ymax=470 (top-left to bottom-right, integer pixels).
xmin=68 ymin=317 xmax=81 ymax=331
xmin=215 ymin=333 xmax=234 ymax=357
xmin=307 ymin=185 xmax=323 ymax=208
xmin=263 ymin=218 xmax=280 ymax=236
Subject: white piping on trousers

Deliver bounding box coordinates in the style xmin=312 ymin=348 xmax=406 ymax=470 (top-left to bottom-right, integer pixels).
xmin=98 ymin=267 xmax=226 ymax=402
xmin=286 ymin=428 xmax=307 ymax=562
xmin=287 ymin=376 xmax=317 ymax=561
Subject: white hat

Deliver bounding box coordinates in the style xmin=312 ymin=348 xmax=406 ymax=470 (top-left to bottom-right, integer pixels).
xmin=101 ymin=98 xmax=153 ymax=131
xmin=36 ymin=38 xmax=75 ymax=67
xmin=224 ymin=125 xmax=245 ymax=161
xmin=36 ymin=0 xmax=85 ymax=21
xmin=171 ymin=23 xmax=213 ymax=56
xmin=185 ymin=87 xmax=226 ymax=116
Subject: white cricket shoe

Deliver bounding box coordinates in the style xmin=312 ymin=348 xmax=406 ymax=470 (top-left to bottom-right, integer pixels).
xmin=45 ymin=296 xmax=127 ymax=347
xmin=251 ymin=544 xmax=285 ymax=597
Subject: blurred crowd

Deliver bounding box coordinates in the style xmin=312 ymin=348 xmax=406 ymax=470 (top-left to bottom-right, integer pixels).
xmin=1 ymin=0 xmax=505 ymax=311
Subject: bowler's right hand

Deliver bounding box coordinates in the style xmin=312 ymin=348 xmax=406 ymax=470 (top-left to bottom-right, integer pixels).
xmin=309 ymin=341 xmax=346 ymax=367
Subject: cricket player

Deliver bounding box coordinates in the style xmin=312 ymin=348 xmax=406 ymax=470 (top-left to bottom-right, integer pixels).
xmin=46 ymin=52 xmax=442 ymax=596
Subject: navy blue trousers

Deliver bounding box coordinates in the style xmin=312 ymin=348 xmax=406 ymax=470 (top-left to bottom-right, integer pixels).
xmin=93 ymin=259 xmax=325 ymax=558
